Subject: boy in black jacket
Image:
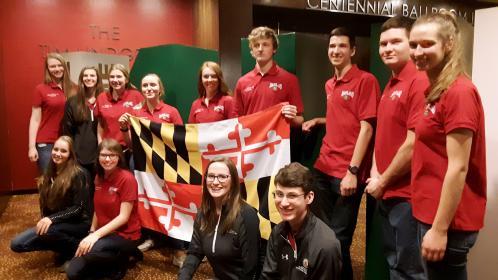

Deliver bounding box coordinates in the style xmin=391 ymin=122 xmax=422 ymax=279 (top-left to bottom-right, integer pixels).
xmin=261 ymin=162 xmax=342 ymax=279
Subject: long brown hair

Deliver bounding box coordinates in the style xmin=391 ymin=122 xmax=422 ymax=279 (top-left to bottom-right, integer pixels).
xmin=37 ymin=136 xmax=82 ymax=211
xmin=197 ymin=61 xmax=230 ymax=98
xmin=95 ymin=138 xmax=126 ymax=179
xmin=74 ymin=66 xmax=104 ymax=122
xmin=413 ymin=12 xmax=466 ymax=103
xmin=200 ymin=157 xmax=242 ymax=234
xmin=44 ymin=53 xmax=75 ymax=97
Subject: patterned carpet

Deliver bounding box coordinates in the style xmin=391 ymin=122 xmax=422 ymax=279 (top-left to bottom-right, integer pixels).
xmin=0 ymin=194 xmax=365 ymax=279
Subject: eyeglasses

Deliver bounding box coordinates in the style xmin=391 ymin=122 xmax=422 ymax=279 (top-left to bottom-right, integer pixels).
xmin=206 ymin=174 xmax=230 ymax=183
xmin=272 ymin=191 xmax=305 ymax=202
xmin=99 ymin=153 xmax=119 ymax=159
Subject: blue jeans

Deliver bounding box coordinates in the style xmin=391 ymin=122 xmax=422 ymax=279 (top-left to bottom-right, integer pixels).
xmin=379 ymin=199 xmax=426 ymax=280
xmin=311 ymin=169 xmax=375 ymax=280
xmin=66 ymin=234 xmax=142 ymax=280
xmin=418 ymin=222 xmax=478 ymax=280
xmin=11 ymin=222 xmax=89 ymax=260
xmin=36 ymin=143 xmax=53 ymax=173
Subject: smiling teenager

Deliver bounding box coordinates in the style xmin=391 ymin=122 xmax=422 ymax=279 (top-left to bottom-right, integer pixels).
xmin=66 ymin=138 xmax=142 ymax=280
xmin=188 ymin=61 xmax=236 ymax=123
xmin=63 ymin=66 xmax=104 ymax=186
xmin=179 ymin=157 xmax=260 ymax=280
xmin=12 ymin=136 xmax=92 ymax=268
xmin=261 ymin=162 xmax=341 ymax=279
xmin=29 ymin=53 xmax=76 ymax=173
xmin=408 ymin=12 xmax=487 ymax=280
xmin=96 ymin=64 xmax=143 ymax=168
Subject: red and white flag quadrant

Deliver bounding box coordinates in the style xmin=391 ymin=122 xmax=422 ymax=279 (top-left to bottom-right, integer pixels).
xmin=130 ymin=103 xmax=290 ymax=241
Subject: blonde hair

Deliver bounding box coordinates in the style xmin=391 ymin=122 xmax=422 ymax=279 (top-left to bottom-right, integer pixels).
xmin=413 ymin=11 xmax=466 ymax=103
xmin=108 ymin=64 xmax=136 ymax=94
xmin=248 ymin=26 xmax=279 ymax=50
xmin=141 ymin=73 xmax=165 ymax=97
xmin=44 ymin=53 xmax=75 ymax=97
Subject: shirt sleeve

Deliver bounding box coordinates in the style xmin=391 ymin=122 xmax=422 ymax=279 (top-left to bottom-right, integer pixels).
xmin=119 ymin=172 xmax=138 ymax=202
xmin=260 ymin=230 xmax=280 ymax=280
xmin=288 ymin=75 xmax=304 ymax=114
xmin=172 ymin=108 xmax=184 ymax=125
xmin=32 ymin=85 xmax=43 ymax=107
xmin=48 ymin=170 xmax=90 ymax=224
xmin=178 ymin=215 xmax=204 ymax=280
xmin=443 ymin=84 xmax=481 ymax=134
xmin=188 ymin=101 xmax=196 ymax=123
xmin=62 ymin=98 xmax=75 ymax=137
xmin=308 ymin=238 xmax=342 ymax=280
xmin=234 ymin=80 xmax=246 ymax=116
xmin=406 ymin=76 xmax=428 ymax=130
xmin=240 ymin=204 xmax=261 ymax=280
xmin=224 ymin=96 xmax=238 ymax=119
xmin=357 ymin=74 xmax=380 ymax=121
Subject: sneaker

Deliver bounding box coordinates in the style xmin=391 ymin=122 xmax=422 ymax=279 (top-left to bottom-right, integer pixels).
xmin=172 ymin=250 xmax=187 ymax=268
xmin=137 ymin=238 xmax=154 ymax=252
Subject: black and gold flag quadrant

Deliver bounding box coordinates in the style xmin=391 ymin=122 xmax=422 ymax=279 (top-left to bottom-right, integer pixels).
xmin=130 ymin=117 xmax=203 ymax=185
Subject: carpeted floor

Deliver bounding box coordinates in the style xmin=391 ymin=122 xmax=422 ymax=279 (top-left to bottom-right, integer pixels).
xmin=0 ymin=194 xmax=366 ymax=279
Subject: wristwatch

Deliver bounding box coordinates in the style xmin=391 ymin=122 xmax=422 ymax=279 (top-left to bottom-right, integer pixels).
xmin=348 ymin=165 xmax=359 ymax=175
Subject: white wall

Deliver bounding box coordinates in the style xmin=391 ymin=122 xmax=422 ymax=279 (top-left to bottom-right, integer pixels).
xmin=468 ymin=7 xmax=498 ymax=280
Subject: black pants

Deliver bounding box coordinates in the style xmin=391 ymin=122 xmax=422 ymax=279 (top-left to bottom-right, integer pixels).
xmin=66 ymin=233 xmax=142 ymax=280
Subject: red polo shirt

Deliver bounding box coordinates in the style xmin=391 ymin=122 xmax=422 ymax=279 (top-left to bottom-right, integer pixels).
xmin=411 ymin=75 xmax=486 ymax=231
xmin=375 ymin=61 xmax=428 ymax=200
xmin=94 ymin=168 xmax=141 ymax=240
xmin=314 ymin=65 xmax=380 ymax=182
xmin=96 ymin=89 xmax=143 ymax=146
xmin=134 ymin=101 xmax=183 ymax=124
xmin=32 ymin=82 xmax=66 ymax=143
xmin=234 ymin=62 xmax=303 ymax=116
xmin=188 ymin=94 xmax=236 ymax=123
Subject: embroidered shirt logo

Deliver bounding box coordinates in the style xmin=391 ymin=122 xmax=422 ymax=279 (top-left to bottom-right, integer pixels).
xmin=424 ymin=103 xmax=436 ymax=116
xmin=159 ymin=113 xmax=170 ymax=121
xmin=390 ymin=90 xmax=402 ymax=100
xmin=47 ymin=93 xmax=59 ymax=97
xmin=108 ymin=186 xmax=118 ymax=194
xmin=282 ymin=254 xmax=289 ymax=260
xmin=341 ymin=90 xmax=355 ymax=100
xmin=194 ymin=108 xmax=203 ymax=114
xmin=244 ymin=85 xmax=255 ymax=93
xmin=123 ymin=101 xmax=134 ymax=108
xmin=269 ymin=82 xmax=283 ymax=91
xmin=214 ymin=105 xmax=224 ymax=113
xmin=296 ymin=265 xmax=308 ymax=275
xmin=102 ymin=104 xmax=112 ymax=109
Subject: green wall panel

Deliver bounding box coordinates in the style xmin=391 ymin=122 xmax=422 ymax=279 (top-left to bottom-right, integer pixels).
xmin=130 ymin=44 xmax=218 ymax=122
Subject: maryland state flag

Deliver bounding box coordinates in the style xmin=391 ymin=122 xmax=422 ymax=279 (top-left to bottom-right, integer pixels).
xmin=130 ymin=103 xmax=290 ymax=241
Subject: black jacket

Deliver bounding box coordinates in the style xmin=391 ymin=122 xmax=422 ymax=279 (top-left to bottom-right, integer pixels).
xmin=62 ymin=96 xmax=98 ymax=166
xmin=261 ymin=212 xmax=342 ymax=280
xmin=179 ymin=202 xmax=261 ymax=280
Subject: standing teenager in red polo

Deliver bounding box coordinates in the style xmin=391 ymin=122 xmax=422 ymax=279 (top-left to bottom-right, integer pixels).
xmin=302 ymin=27 xmax=380 ymax=280
xmin=188 ymin=61 xmax=236 ymax=123
xmin=29 ymin=53 xmax=75 ymax=173
xmin=96 ymin=64 xmax=143 ymax=165
xmin=409 ymin=12 xmax=486 ymax=280
xmin=66 ymin=138 xmax=142 ymax=280
xmin=234 ymin=26 xmax=304 ymax=127
xmin=364 ymin=16 xmax=428 ymax=280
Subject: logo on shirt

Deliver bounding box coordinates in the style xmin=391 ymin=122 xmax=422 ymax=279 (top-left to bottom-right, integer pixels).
xmin=269 ymin=82 xmax=283 ymax=91
xmin=282 ymin=254 xmax=289 ymax=260
xmin=214 ymin=105 xmax=224 ymax=113
xmin=194 ymin=108 xmax=204 ymax=114
xmin=341 ymin=90 xmax=355 ymax=100
xmin=47 ymin=93 xmax=59 ymax=97
xmin=296 ymin=265 xmax=308 ymax=275
xmin=243 ymin=85 xmax=255 ymax=93
xmin=108 ymin=186 xmax=118 ymax=194
xmin=123 ymin=101 xmax=134 ymax=108
xmin=102 ymin=104 xmax=112 ymax=109
xmin=159 ymin=113 xmax=170 ymax=121
xmin=390 ymin=90 xmax=403 ymax=100
xmin=133 ymin=104 xmax=143 ymax=110
xmin=424 ymin=103 xmax=436 ymax=116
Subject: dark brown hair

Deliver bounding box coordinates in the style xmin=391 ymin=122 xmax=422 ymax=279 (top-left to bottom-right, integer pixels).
xmin=330 ymin=27 xmax=356 ymax=48
xmin=74 ymin=66 xmax=104 ymax=122
xmin=381 ymin=16 xmax=414 ymax=35
xmin=200 ymin=157 xmax=241 ymax=234
xmin=274 ymin=162 xmax=313 ymax=194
